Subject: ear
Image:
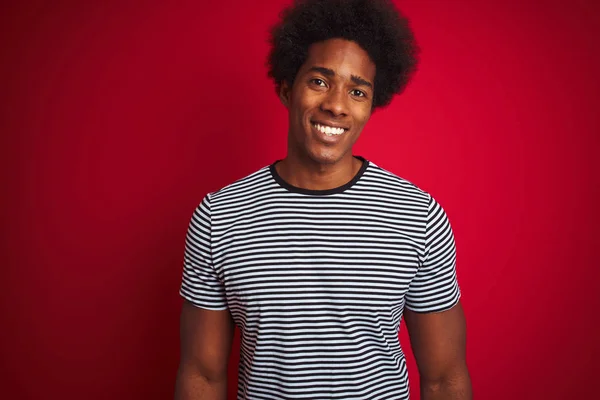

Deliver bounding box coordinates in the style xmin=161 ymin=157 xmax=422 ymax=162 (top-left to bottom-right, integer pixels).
xmin=279 ymin=81 xmax=291 ymax=108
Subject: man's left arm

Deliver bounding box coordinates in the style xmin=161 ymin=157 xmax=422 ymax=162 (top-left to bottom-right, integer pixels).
xmin=404 ymin=302 xmax=472 ymax=400
xmin=403 ymin=194 xmax=472 ymax=399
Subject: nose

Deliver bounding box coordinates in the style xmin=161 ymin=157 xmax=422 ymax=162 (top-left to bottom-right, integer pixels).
xmin=319 ymin=87 xmax=348 ymax=117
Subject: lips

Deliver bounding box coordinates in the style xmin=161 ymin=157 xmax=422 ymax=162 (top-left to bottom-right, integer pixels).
xmin=311 ymin=120 xmax=349 ymax=130
xmin=311 ymin=120 xmax=349 ymax=137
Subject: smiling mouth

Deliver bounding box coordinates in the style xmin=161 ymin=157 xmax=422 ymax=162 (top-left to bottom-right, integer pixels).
xmin=311 ymin=122 xmax=348 ymax=136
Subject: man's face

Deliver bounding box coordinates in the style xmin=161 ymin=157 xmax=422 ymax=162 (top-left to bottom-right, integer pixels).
xmin=280 ymin=38 xmax=376 ymax=166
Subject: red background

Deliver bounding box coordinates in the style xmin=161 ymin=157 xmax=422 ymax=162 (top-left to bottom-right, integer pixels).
xmin=1 ymin=1 xmax=599 ymax=399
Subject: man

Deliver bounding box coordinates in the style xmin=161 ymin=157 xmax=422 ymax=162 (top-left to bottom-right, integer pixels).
xmin=175 ymin=0 xmax=472 ymax=399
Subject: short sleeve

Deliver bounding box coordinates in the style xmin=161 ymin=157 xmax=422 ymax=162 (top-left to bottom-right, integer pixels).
xmin=179 ymin=194 xmax=228 ymax=310
xmin=405 ymin=195 xmax=461 ymax=313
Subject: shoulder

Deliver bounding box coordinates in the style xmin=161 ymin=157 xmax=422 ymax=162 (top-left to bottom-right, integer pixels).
xmin=204 ymin=163 xmax=277 ymax=208
xmin=365 ymin=161 xmax=454 ymax=229
xmin=361 ymin=160 xmax=432 ymax=206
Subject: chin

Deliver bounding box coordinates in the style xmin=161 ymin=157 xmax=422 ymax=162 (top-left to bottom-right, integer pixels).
xmin=307 ymin=147 xmax=346 ymax=165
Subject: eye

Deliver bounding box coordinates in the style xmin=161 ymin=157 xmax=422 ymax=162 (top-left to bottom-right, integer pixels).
xmin=310 ymin=78 xmax=327 ymax=87
xmin=351 ymin=89 xmax=366 ymax=97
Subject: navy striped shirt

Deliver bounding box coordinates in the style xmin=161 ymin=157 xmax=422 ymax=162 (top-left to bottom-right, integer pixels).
xmin=180 ymin=157 xmax=461 ymax=399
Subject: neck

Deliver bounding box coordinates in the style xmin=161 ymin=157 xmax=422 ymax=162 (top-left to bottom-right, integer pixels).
xmin=276 ymin=153 xmax=362 ymax=191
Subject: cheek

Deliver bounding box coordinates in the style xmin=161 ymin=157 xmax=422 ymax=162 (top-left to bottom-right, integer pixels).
xmin=355 ymin=108 xmax=372 ymax=129
xmin=293 ymin=88 xmax=321 ymax=113
xmin=290 ymin=94 xmax=308 ymax=120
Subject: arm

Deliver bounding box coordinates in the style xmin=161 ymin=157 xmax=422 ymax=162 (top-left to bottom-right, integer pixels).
xmin=404 ymin=302 xmax=472 ymax=400
xmin=174 ymin=300 xmax=235 ymax=400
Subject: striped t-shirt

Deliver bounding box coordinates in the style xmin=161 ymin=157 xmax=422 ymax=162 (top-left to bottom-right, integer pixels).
xmin=180 ymin=156 xmax=461 ymax=399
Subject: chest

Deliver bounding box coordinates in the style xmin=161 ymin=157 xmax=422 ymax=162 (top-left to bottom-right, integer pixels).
xmin=211 ymin=209 xmax=423 ymax=323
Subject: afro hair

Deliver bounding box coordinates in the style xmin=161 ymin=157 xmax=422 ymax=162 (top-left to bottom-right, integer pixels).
xmin=267 ymin=0 xmax=420 ymax=109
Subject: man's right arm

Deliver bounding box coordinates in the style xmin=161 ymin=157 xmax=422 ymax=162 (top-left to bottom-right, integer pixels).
xmin=174 ymin=300 xmax=235 ymax=400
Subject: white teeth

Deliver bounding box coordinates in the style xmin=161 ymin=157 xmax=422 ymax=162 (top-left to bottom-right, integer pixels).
xmin=313 ymin=123 xmax=345 ymax=136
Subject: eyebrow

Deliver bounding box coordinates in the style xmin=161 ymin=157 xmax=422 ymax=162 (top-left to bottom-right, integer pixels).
xmin=308 ymin=66 xmax=373 ymax=89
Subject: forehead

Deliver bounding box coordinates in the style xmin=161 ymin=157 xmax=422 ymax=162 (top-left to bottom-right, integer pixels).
xmin=300 ymin=38 xmax=376 ymax=83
